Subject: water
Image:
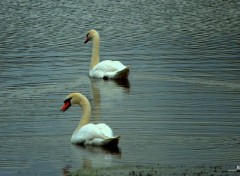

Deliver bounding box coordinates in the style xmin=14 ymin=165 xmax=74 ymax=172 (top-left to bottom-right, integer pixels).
xmin=0 ymin=0 xmax=240 ymax=175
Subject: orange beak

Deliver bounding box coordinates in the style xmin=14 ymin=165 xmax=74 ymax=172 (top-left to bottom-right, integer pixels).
xmin=60 ymin=101 xmax=71 ymax=112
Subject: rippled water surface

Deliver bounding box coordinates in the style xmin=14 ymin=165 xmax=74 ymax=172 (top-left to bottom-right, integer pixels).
xmin=1 ymin=0 xmax=240 ymax=175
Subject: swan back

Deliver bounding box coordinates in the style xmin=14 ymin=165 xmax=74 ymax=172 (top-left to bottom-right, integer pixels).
xmin=90 ymin=60 xmax=129 ymax=79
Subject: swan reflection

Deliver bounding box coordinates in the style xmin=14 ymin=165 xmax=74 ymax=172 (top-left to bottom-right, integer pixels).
xmin=76 ymin=144 xmax=121 ymax=156
xmin=64 ymin=78 xmax=127 ymax=171
xmin=90 ymin=78 xmax=130 ymax=121
xmin=90 ymin=78 xmax=130 ymax=100
xmin=70 ymin=144 xmax=121 ymax=169
xmin=63 ymin=144 xmax=121 ymax=175
xmin=108 ymin=78 xmax=131 ymax=89
xmin=62 ymin=165 xmax=71 ymax=176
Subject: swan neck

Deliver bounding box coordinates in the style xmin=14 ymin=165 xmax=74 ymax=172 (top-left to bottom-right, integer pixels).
xmin=90 ymin=35 xmax=100 ymax=69
xmin=75 ymin=98 xmax=91 ymax=132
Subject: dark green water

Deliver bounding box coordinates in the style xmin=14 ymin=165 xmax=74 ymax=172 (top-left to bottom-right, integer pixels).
xmin=0 ymin=0 xmax=239 ymax=175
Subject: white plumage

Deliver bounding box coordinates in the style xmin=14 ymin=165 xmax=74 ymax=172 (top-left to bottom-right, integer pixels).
xmin=89 ymin=60 xmax=127 ymax=79
xmin=71 ymin=123 xmax=114 ymax=145
xmin=85 ymin=30 xmax=129 ymax=79
xmin=61 ymin=93 xmax=120 ymax=146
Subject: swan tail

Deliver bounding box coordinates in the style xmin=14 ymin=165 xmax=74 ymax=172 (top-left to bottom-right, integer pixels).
xmin=103 ymin=136 xmax=120 ymax=146
xmin=115 ymin=67 xmax=129 ymax=79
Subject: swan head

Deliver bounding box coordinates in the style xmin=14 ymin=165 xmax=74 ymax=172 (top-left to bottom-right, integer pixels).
xmin=60 ymin=93 xmax=88 ymax=112
xmin=84 ymin=29 xmax=99 ymax=44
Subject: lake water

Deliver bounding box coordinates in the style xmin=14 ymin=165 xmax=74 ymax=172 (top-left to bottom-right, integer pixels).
xmin=0 ymin=0 xmax=239 ymax=175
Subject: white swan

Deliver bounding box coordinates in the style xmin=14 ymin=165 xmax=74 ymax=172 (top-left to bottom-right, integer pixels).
xmin=84 ymin=29 xmax=130 ymax=79
xmin=60 ymin=93 xmax=120 ymax=146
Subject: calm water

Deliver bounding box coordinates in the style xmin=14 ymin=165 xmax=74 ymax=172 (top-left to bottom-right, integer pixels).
xmin=1 ymin=0 xmax=240 ymax=175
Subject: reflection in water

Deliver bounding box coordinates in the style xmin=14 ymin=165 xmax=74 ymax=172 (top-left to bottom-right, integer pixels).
xmin=63 ymin=78 xmax=126 ymax=172
xmin=90 ymin=78 xmax=130 ymax=119
xmin=62 ymin=165 xmax=71 ymax=176
xmin=91 ymin=78 xmax=130 ymax=95
xmin=1 ymin=0 xmax=239 ymax=175
xmin=71 ymin=144 xmax=121 ymax=170
xmin=80 ymin=145 xmax=121 ymax=169
xmin=90 ymin=79 xmax=101 ymax=120
xmin=76 ymin=145 xmax=121 ymax=157
xmin=112 ymin=79 xmax=131 ymax=89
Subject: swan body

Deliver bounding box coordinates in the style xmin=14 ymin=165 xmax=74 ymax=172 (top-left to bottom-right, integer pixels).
xmin=61 ymin=93 xmax=120 ymax=146
xmin=89 ymin=60 xmax=129 ymax=79
xmin=85 ymin=29 xmax=129 ymax=79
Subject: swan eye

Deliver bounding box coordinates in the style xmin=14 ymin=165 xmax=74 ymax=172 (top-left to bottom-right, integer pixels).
xmin=64 ymin=97 xmax=72 ymax=103
xmin=84 ymin=33 xmax=91 ymax=44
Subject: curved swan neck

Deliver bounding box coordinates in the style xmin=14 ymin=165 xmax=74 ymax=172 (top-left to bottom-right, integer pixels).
xmin=75 ymin=95 xmax=91 ymax=131
xmin=90 ymin=33 xmax=100 ymax=69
